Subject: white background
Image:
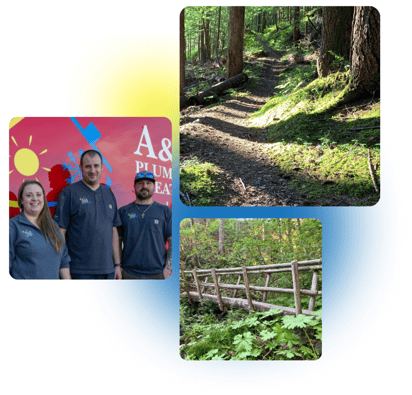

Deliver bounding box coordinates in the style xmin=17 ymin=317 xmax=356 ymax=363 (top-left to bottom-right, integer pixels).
xmin=2 ymin=1 xmax=411 ymax=394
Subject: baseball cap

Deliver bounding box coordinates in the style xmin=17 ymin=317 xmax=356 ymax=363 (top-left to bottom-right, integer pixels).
xmin=135 ymin=170 xmax=156 ymax=183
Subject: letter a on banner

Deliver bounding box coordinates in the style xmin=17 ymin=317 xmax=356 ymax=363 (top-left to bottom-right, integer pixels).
xmin=134 ymin=125 xmax=157 ymax=159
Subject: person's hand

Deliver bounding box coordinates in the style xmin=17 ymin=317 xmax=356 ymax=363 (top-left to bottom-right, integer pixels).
xmin=115 ymin=266 xmax=122 ymax=280
xmin=163 ymin=267 xmax=172 ymax=279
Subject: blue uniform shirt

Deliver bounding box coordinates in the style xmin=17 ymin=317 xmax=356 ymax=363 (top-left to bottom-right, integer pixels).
xmin=9 ymin=212 xmax=71 ymax=279
xmin=118 ymin=201 xmax=172 ymax=276
xmin=54 ymin=181 xmax=121 ymax=274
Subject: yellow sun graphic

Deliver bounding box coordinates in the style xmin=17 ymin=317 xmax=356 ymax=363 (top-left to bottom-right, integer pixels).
xmin=10 ymin=135 xmax=50 ymax=177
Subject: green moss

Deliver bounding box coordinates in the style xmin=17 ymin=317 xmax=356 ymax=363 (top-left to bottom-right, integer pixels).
xmin=180 ymin=159 xmax=221 ymax=206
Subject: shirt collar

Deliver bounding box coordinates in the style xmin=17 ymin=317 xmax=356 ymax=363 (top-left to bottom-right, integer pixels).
xmin=80 ymin=180 xmax=101 ymax=193
xmin=17 ymin=211 xmax=38 ymax=228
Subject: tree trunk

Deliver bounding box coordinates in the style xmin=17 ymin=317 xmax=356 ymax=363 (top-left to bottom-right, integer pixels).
xmin=317 ymin=6 xmax=354 ymax=78
xmin=226 ymin=6 xmax=245 ymax=78
xmin=216 ymin=7 xmax=221 ymax=62
xmin=218 ymin=219 xmax=224 ymax=252
xmin=202 ymin=10 xmax=211 ymax=60
xmin=293 ymin=6 xmax=300 ymax=44
xmin=304 ymin=6 xmax=309 ymax=35
xmin=347 ymin=6 xmax=380 ymax=100
xmin=180 ymin=9 xmax=185 ymax=96
xmin=262 ymin=11 xmax=266 ymax=32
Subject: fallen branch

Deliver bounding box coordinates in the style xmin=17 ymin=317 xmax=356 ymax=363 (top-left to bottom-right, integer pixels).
xmin=368 ymin=149 xmax=379 ymax=193
xmin=186 ymin=72 xmax=248 ymax=106
xmin=179 ymin=190 xmax=192 ymax=206
xmin=239 ymin=178 xmax=246 ymax=190
xmin=307 ymin=15 xmax=321 ymax=36
xmin=350 ymin=126 xmax=380 ymax=131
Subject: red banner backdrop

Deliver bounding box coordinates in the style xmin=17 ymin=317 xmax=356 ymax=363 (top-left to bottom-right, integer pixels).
xmin=9 ymin=117 xmax=172 ymax=218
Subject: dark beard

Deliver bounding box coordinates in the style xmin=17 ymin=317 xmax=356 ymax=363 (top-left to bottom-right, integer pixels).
xmin=137 ymin=190 xmax=153 ymax=200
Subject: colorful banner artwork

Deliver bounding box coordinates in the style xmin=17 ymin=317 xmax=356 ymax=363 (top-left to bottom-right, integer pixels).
xmin=9 ymin=117 xmax=172 ymax=218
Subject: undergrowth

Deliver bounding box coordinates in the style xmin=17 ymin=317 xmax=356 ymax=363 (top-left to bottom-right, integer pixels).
xmin=180 ymin=299 xmax=322 ymax=361
xmin=180 ymin=157 xmax=221 ymax=206
xmin=249 ymin=59 xmax=380 ymax=205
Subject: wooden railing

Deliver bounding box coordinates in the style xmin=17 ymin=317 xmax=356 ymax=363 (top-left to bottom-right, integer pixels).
xmin=181 ymin=259 xmax=322 ymax=316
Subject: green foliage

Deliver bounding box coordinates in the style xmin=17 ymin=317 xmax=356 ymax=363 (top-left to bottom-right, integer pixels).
xmin=250 ymin=70 xmax=380 ymax=206
xmin=180 ymin=218 xmax=322 ymax=270
xmin=180 ymin=158 xmax=221 ymax=206
xmin=282 ymin=314 xmax=316 ymax=329
xmin=180 ymin=302 xmax=322 ymax=361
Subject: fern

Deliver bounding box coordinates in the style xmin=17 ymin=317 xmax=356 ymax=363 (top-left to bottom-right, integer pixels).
xmin=282 ymin=314 xmax=315 ymax=329
xmin=233 ymin=332 xmax=254 ymax=353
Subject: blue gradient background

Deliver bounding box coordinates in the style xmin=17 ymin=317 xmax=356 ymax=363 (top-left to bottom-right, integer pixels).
xmin=2 ymin=2 xmax=410 ymax=395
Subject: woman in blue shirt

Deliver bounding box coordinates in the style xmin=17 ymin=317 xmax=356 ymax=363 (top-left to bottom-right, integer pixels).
xmin=9 ymin=180 xmax=71 ymax=279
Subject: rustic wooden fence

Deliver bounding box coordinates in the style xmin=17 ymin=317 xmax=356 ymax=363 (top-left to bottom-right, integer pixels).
xmin=181 ymin=259 xmax=322 ymax=316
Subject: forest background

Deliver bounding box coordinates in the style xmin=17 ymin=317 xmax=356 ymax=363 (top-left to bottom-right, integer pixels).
xmin=180 ymin=218 xmax=322 ymax=361
xmin=180 ymin=6 xmax=380 ymax=206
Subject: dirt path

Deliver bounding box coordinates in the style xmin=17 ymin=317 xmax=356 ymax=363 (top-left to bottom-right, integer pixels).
xmin=180 ymin=45 xmax=307 ymax=206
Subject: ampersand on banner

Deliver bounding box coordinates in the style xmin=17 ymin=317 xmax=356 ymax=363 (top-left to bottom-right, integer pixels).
xmin=159 ymin=138 xmax=172 ymax=162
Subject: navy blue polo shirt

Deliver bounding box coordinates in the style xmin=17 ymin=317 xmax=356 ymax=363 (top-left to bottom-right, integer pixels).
xmin=9 ymin=212 xmax=71 ymax=279
xmin=118 ymin=201 xmax=172 ymax=276
xmin=54 ymin=181 xmax=121 ymax=274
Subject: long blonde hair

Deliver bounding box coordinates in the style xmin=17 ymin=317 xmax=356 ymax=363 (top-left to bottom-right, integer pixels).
xmin=17 ymin=180 xmax=64 ymax=254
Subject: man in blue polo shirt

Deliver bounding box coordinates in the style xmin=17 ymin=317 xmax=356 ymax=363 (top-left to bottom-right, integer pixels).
xmin=118 ymin=170 xmax=172 ymax=279
xmin=54 ymin=150 xmax=122 ymax=279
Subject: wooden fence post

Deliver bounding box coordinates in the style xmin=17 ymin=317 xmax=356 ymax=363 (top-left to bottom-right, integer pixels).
xmin=211 ymin=268 xmax=224 ymax=311
xmin=242 ymin=266 xmax=254 ymax=313
xmin=262 ymin=273 xmax=271 ymax=303
xmin=193 ymin=270 xmax=203 ymax=301
xmin=201 ymin=276 xmax=208 ymax=294
xmin=308 ymin=270 xmax=319 ymax=312
xmin=217 ymin=275 xmax=222 ymax=296
xmin=183 ymin=274 xmax=192 ymax=304
xmin=232 ymin=275 xmax=242 ymax=298
xmin=291 ymin=260 xmax=302 ymax=316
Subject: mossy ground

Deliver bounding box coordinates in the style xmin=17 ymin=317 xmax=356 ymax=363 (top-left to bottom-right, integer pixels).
xmin=180 ymin=22 xmax=380 ymax=206
xmin=180 ymin=158 xmax=221 ymax=206
xmin=249 ymin=66 xmax=380 ymax=205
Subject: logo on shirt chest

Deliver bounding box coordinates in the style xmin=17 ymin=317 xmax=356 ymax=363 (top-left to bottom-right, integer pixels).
xmin=128 ymin=213 xmax=137 ymax=220
xmin=22 ymin=230 xmax=33 ymax=237
xmin=80 ymin=197 xmax=91 ymax=204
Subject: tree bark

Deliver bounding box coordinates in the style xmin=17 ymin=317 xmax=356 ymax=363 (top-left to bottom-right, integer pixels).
xmin=216 ymin=7 xmax=221 ymax=62
xmin=218 ymin=219 xmax=224 ymax=252
xmin=317 ymin=6 xmax=354 ymax=77
xmin=179 ymin=9 xmax=186 ymax=96
xmin=226 ymin=6 xmax=245 ymax=78
xmin=347 ymin=6 xmax=380 ymax=100
xmin=293 ymin=6 xmax=300 ymax=43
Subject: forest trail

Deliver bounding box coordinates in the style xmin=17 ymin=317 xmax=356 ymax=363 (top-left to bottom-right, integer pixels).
xmin=180 ymin=43 xmax=303 ymax=206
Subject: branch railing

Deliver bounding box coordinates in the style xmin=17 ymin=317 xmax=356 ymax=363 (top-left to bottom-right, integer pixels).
xmin=181 ymin=259 xmax=322 ymax=316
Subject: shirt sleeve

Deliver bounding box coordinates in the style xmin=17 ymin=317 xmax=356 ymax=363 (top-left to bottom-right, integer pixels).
xmin=54 ymin=188 xmax=71 ymax=229
xmin=60 ymin=242 xmax=71 ymax=269
xmin=111 ymin=191 xmax=122 ymax=227
xmin=165 ymin=206 xmax=172 ymax=239
xmin=9 ymin=220 xmax=16 ymax=273
xmin=116 ymin=209 xmax=123 ymax=235
xmin=54 ymin=221 xmax=70 ymax=269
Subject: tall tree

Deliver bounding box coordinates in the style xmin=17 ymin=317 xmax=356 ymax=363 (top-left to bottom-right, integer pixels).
xmin=226 ymin=6 xmax=245 ymax=78
xmin=346 ymin=6 xmax=380 ymax=101
xmin=293 ymin=6 xmax=300 ymax=44
xmin=202 ymin=8 xmax=211 ymax=60
xmin=215 ymin=7 xmax=222 ymax=63
xmin=218 ymin=219 xmax=224 ymax=252
xmin=180 ymin=9 xmax=185 ymax=96
xmin=317 ymin=6 xmax=354 ymax=77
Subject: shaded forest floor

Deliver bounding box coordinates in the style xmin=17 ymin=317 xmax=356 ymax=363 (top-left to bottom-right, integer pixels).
xmin=180 ymin=35 xmax=380 ymax=207
xmin=181 ymin=46 xmax=296 ymax=206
